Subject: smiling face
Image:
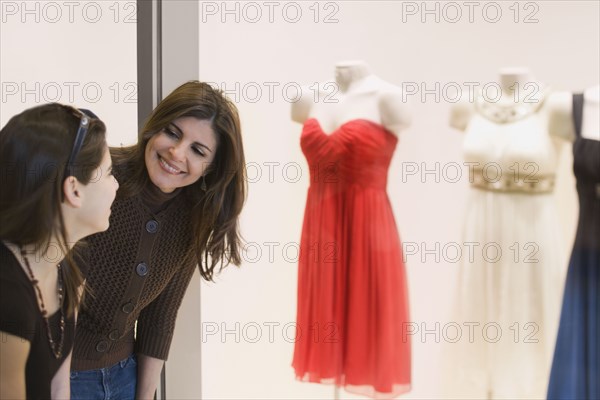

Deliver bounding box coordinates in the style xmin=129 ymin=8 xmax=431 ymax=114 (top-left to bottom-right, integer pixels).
xmin=144 ymin=117 xmax=218 ymax=193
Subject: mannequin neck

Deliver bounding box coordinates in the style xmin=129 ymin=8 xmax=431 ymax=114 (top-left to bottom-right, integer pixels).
xmin=498 ymin=67 xmax=536 ymax=96
xmin=476 ymin=68 xmax=547 ymax=123
xmin=335 ymin=61 xmax=372 ymax=92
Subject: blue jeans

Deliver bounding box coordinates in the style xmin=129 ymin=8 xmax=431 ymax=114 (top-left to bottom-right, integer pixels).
xmin=70 ymin=354 xmax=137 ymax=400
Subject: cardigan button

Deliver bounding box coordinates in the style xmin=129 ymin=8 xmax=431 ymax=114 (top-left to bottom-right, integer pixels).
xmin=145 ymin=220 xmax=159 ymax=233
xmin=136 ymin=262 xmax=148 ymax=277
xmin=108 ymin=330 xmax=119 ymax=341
xmin=96 ymin=340 xmax=109 ymax=352
xmin=122 ymin=302 xmax=134 ymax=314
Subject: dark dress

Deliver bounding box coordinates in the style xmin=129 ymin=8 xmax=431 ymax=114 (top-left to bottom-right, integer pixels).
xmin=0 ymin=242 xmax=75 ymax=399
xmin=547 ymin=93 xmax=600 ymax=399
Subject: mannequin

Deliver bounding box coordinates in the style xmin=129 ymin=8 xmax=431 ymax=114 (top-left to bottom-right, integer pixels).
xmin=547 ymin=83 xmax=600 ymax=400
xmin=582 ymin=84 xmax=600 ymax=140
xmin=291 ymin=60 xmax=412 ymax=399
xmin=449 ymin=67 xmax=573 ymax=142
xmin=291 ymin=60 xmax=411 ymax=135
xmin=444 ymin=68 xmax=573 ymax=399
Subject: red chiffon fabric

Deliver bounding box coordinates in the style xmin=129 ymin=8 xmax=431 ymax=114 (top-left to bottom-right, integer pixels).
xmin=293 ymin=118 xmax=411 ymax=398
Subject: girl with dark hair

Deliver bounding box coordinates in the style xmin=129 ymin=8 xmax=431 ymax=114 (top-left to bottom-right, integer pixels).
xmin=70 ymin=81 xmax=247 ymax=399
xmin=0 ymin=103 xmax=118 ymax=399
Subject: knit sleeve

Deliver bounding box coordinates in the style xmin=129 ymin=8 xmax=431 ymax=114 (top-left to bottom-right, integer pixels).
xmin=134 ymin=262 xmax=197 ymax=360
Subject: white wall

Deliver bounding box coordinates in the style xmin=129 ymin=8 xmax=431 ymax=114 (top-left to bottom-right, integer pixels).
xmin=0 ymin=0 xmax=138 ymax=144
xmin=2 ymin=1 xmax=598 ymax=399
xmin=196 ymin=1 xmax=599 ymax=399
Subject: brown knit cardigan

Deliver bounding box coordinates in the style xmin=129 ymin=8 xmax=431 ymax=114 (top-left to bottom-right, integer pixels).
xmin=71 ymin=170 xmax=197 ymax=371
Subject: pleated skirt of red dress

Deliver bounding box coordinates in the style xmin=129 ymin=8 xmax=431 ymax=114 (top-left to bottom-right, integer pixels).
xmin=293 ymin=184 xmax=411 ymax=399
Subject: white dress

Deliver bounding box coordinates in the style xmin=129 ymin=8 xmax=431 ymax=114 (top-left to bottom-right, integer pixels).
xmin=445 ymin=92 xmax=567 ymax=399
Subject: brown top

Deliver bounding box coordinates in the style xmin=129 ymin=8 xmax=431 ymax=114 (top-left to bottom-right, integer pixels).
xmin=0 ymin=242 xmax=75 ymax=399
xmin=71 ymin=169 xmax=196 ymax=371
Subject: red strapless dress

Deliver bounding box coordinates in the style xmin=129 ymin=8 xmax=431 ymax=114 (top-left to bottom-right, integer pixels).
xmin=293 ymin=118 xmax=411 ymax=398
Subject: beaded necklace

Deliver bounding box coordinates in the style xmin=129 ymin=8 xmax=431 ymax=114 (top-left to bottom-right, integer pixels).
xmin=19 ymin=247 xmax=65 ymax=359
xmin=475 ymin=87 xmax=550 ymax=124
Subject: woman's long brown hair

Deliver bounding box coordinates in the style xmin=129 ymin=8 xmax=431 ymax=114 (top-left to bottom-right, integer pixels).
xmin=112 ymin=81 xmax=247 ymax=280
xmin=0 ymin=103 xmax=107 ymax=316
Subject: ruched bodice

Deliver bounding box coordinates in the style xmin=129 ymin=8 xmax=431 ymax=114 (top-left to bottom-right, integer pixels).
xmin=301 ymin=118 xmax=397 ymax=190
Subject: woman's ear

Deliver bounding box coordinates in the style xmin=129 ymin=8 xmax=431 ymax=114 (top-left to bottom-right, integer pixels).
xmin=63 ymin=176 xmax=83 ymax=208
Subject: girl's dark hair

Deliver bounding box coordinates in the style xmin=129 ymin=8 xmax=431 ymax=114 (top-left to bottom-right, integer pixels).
xmin=0 ymin=103 xmax=108 ymax=316
xmin=112 ymin=81 xmax=246 ymax=280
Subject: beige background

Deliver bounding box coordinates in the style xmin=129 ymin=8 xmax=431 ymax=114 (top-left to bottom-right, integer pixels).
xmin=1 ymin=1 xmax=598 ymax=399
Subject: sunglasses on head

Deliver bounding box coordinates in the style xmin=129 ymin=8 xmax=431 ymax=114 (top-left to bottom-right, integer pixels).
xmin=63 ymin=108 xmax=98 ymax=181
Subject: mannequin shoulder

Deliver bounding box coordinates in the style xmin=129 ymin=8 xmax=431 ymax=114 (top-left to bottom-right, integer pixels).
xmin=377 ymin=87 xmax=412 ymax=134
xmin=544 ymin=91 xmax=575 ymax=142
xmin=290 ymin=80 xmax=339 ymax=124
xmin=449 ymin=97 xmax=475 ymax=132
xmin=290 ymin=86 xmax=314 ymax=124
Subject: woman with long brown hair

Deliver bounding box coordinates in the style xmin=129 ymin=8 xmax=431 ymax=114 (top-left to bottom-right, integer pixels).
xmin=0 ymin=103 xmax=118 ymax=399
xmin=69 ymin=81 xmax=247 ymax=399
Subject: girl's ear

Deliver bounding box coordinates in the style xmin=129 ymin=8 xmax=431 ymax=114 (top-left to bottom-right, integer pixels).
xmin=63 ymin=176 xmax=83 ymax=208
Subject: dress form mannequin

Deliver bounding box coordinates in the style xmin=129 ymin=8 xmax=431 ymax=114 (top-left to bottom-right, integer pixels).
xmin=547 ymin=84 xmax=600 ymax=400
xmin=292 ymin=60 xmax=412 ymax=399
xmin=582 ymin=84 xmax=600 ymax=140
xmin=445 ymin=68 xmax=572 ymax=399
xmin=449 ymin=67 xmax=574 ymax=142
xmin=291 ymin=60 xmax=411 ymax=136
